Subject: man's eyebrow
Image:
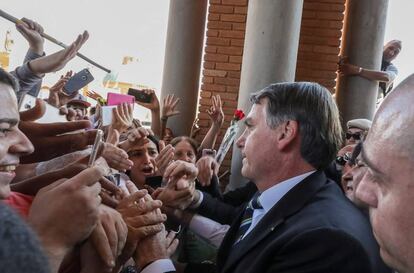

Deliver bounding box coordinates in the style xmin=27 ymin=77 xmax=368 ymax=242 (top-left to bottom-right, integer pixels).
xmin=361 ymin=144 xmax=383 ymax=175
xmin=0 ymin=118 xmax=18 ymax=126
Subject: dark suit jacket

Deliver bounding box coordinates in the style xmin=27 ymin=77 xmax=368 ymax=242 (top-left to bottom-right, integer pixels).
xmin=186 ymin=171 xmax=391 ymax=273
xmin=196 ymin=181 xmax=257 ymax=225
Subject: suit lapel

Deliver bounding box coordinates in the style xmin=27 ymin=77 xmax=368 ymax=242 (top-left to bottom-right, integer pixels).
xmin=219 ymin=171 xmax=327 ymax=273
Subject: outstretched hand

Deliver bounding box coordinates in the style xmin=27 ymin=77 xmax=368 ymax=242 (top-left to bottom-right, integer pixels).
xmin=15 ymin=17 xmax=44 ymax=55
xmin=135 ymin=89 xmax=160 ymax=111
xmin=207 ymin=95 xmax=224 ymax=127
xmin=110 ymin=103 xmax=134 ymax=134
xmin=196 ymin=155 xmax=219 ymax=187
xmin=161 ymin=94 xmax=180 ymax=119
xmin=19 ymin=98 xmax=46 ymax=121
xmin=115 ymin=181 xmax=166 ymax=269
xmin=28 ymin=166 xmax=106 ymax=270
xmin=29 ymin=31 xmax=89 ymax=75
xmin=118 ymin=127 xmax=150 ymax=153
xmin=48 ymin=71 xmax=75 ymax=107
xmin=154 ymin=143 xmax=175 ymax=177
xmin=19 ymin=120 xmax=96 ymax=163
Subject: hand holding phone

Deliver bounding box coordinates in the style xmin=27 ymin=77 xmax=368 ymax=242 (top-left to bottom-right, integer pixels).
xmin=128 ymin=88 xmax=153 ymax=103
xmin=63 ymin=69 xmax=94 ymax=95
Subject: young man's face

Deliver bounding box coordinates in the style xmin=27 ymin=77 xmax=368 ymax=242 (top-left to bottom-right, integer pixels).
xmin=0 ymin=83 xmax=34 ymax=199
xmin=383 ymin=41 xmax=401 ymax=62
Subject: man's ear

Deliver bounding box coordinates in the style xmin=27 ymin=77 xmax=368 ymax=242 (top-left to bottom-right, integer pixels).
xmin=277 ymin=120 xmax=299 ymax=150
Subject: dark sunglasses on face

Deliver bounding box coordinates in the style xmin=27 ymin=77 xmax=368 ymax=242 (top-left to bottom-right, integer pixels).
xmin=346 ymin=132 xmax=361 ymax=141
xmin=336 ymin=152 xmax=352 ymax=166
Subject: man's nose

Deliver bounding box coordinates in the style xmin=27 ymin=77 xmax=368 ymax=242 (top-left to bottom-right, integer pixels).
xmin=9 ymin=127 xmax=34 ymax=156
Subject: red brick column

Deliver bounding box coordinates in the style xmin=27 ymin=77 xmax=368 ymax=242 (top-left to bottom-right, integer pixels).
xmin=196 ymin=0 xmax=248 ymax=178
xmin=296 ymin=0 xmax=346 ymax=92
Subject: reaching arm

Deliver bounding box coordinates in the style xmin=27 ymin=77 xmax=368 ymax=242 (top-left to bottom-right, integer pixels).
xmin=161 ymin=94 xmax=180 ymax=139
xmin=199 ymin=95 xmax=224 ymax=151
xmin=135 ymin=89 xmax=162 ymax=137
xmin=338 ymin=58 xmax=396 ymax=83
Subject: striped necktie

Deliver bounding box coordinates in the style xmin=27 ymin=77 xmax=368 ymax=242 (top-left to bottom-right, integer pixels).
xmin=234 ymin=193 xmax=263 ymax=243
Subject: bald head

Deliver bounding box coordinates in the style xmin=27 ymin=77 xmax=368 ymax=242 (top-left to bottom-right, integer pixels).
xmin=368 ymin=74 xmax=414 ymax=161
xmin=356 ymin=74 xmax=414 ymax=272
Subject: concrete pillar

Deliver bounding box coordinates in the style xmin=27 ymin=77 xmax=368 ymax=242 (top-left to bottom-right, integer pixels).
xmin=160 ymin=0 xmax=208 ymax=136
xmin=335 ymin=0 xmax=389 ymax=125
xmin=228 ymin=0 xmax=304 ymax=190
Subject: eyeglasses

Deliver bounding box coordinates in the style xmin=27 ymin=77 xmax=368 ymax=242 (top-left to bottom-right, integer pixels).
xmin=346 ymin=132 xmax=362 ymax=141
xmin=336 ymin=152 xmax=352 ymax=166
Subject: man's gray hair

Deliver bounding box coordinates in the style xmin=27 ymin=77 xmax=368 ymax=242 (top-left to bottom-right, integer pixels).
xmin=250 ymin=82 xmax=343 ymax=170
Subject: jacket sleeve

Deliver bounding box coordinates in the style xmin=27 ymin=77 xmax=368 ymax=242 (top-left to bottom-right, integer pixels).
xmin=196 ymin=181 xmax=257 ymax=225
xmin=10 ymin=49 xmax=44 ymax=98
xmin=197 ymin=191 xmax=243 ymax=225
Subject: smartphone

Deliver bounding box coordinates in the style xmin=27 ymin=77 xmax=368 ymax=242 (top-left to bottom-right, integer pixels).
xmin=88 ymin=129 xmax=104 ymax=167
xmin=127 ymin=88 xmax=152 ymax=103
xmin=145 ymin=176 xmax=163 ymax=189
xmin=63 ymin=69 xmax=94 ymax=95
xmin=18 ymin=94 xmax=67 ymax=123
xmin=107 ymin=92 xmax=135 ymax=106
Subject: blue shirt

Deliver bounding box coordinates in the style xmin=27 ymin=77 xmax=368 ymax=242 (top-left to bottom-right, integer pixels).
xmin=241 ymin=170 xmax=316 ymax=239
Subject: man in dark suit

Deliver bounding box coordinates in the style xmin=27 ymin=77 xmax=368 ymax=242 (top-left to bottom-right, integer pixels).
xmin=139 ymin=82 xmax=391 ymax=273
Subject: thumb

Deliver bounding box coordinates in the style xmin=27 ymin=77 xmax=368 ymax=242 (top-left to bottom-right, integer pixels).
xmin=68 ymin=166 xmax=106 ymax=188
xmin=158 ymin=140 xmax=166 ymax=151
xmin=38 ymin=178 xmax=68 ymax=193
xmin=107 ymin=129 xmax=120 ymax=145
xmin=20 ymin=99 xmax=46 ymax=121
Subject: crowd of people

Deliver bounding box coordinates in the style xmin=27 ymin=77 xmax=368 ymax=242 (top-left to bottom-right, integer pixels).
xmin=0 ymin=17 xmax=412 ymax=273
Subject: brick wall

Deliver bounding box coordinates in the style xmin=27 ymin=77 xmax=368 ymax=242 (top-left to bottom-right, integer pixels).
xmin=196 ymin=0 xmax=248 ymax=179
xmin=296 ymin=0 xmax=346 ymax=91
xmin=197 ymin=0 xmax=345 ymax=180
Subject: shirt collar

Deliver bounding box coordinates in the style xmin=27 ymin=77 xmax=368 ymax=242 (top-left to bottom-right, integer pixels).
xmin=258 ymin=171 xmax=316 ymax=213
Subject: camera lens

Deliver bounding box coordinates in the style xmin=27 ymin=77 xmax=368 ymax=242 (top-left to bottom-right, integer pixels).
xmin=81 ymin=75 xmax=87 ymax=81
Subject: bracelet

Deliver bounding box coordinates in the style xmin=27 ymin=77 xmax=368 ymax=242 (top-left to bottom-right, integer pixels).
xmin=358 ymin=67 xmax=363 ymax=74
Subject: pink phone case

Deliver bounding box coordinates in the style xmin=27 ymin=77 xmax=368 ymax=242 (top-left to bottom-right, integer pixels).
xmin=107 ymin=92 xmax=135 ymax=106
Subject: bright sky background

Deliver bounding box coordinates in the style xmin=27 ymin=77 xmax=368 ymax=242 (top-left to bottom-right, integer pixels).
xmin=384 ymin=1 xmax=413 ymax=86
xmin=0 ymin=1 xmax=412 ymax=109
xmin=0 ymin=1 xmax=169 ymax=120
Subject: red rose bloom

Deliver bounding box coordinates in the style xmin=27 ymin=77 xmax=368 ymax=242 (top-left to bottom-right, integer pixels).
xmin=233 ymin=109 xmax=245 ymax=121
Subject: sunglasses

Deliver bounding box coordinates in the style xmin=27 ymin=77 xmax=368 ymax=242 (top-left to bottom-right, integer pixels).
xmin=336 ymin=152 xmax=352 ymax=166
xmin=346 ymin=132 xmax=361 ymax=141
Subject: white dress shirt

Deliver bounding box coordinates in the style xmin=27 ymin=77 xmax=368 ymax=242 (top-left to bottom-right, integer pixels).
xmin=189 ymin=215 xmax=230 ymax=247
xmin=241 ymin=170 xmax=315 ymax=240
xmin=141 ymin=259 xmax=175 ymax=273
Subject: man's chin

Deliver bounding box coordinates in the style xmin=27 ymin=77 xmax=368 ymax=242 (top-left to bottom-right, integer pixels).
xmin=241 ymin=166 xmax=251 ymax=180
